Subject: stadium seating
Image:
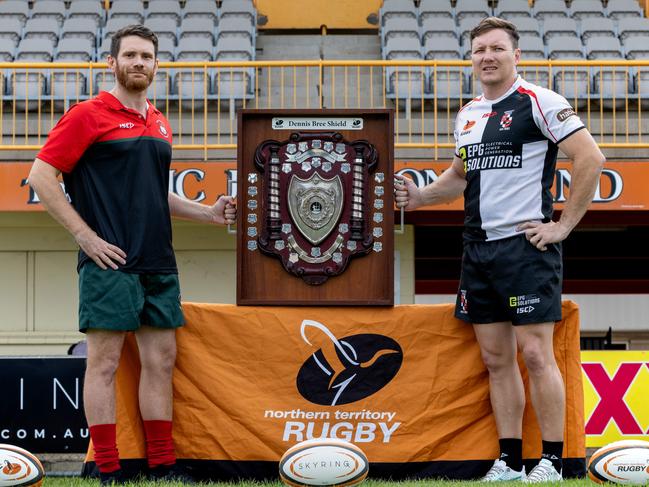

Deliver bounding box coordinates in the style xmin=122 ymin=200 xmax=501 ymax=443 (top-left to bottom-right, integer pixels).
xmin=534 ymin=0 xmax=569 ymax=20
xmin=218 ymin=17 xmax=256 ymax=43
xmin=379 ymin=0 xmax=417 ymax=24
xmin=179 ymin=17 xmax=217 ymax=45
xmin=606 ymin=0 xmax=644 ymax=19
xmin=624 ymin=37 xmax=649 ymax=59
xmin=587 ymin=37 xmax=629 ymax=104
xmin=103 ymin=17 xmax=138 ymax=40
xmin=67 ymin=0 xmax=104 ymax=24
xmin=146 ymin=0 xmax=182 ymax=25
xmin=421 ymin=17 xmax=457 ymax=43
xmin=182 ymin=0 xmax=218 ymax=22
xmin=570 ymin=0 xmax=606 ymax=20
xmin=419 ymin=0 xmax=454 ymax=20
xmin=547 ymin=37 xmax=589 ymax=102
xmin=382 ymin=17 xmax=420 ymax=43
xmin=0 ymin=18 xmax=23 ymax=45
xmin=494 ymin=0 xmax=532 ymax=19
xmin=383 ymin=37 xmax=424 ymax=99
xmin=1 ymin=0 xmax=647 ymax=108
xmin=23 ymin=18 xmax=60 ymax=44
xmin=0 ymin=1 xmax=30 ymax=24
xmin=109 ymin=0 xmax=145 ymax=24
xmin=61 ymin=17 xmax=99 ymax=43
xmin=454 ymin=0 xmax=491 ymax=22
xmin=156 ymin=37 xmax=176 ymax=61
xmin=542 ymin=17 xmax=580 ymax=43
xmin=55 ymin=38 xmax=94 ymax=61
xmin=617 ymin=17 xmax=649 ymax=42
xmin=31 ymin=0 xmax=67 ymax=25
xmin=580 ymin=17 xmax=617 ymax=41
xmin=144 ymin=17 xmax=178 ymax=44
xmin=0 ymin=38 xmax=15 ymax=62
xmin=513 ymin=17 xmax=543 ymax=38
xmin=219 ymin=0 xmax=256 ymax=25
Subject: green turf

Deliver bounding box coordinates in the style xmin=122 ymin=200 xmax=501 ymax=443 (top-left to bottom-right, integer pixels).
xmin=42 ymin=479 xmax=595 ymax=486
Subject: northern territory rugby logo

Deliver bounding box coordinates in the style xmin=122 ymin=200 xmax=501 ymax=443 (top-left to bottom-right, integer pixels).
xmin=296 ymin=320 xmax=403 ymax=406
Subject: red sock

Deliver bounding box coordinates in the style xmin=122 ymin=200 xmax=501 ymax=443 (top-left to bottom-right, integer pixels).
xmin=89 ymin=424 xmax=120 ymax=473
xmin=143 ymin=420 xmax=176 ymax=468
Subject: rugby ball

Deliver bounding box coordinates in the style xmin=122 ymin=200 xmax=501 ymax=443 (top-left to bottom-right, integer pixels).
xmin=588 ymin=439 xmax=649 ymax=485
xmin=0 ymin=444 xmax=44 ymax=487
xmin=279 ymin=438 xmax=369 ymax=487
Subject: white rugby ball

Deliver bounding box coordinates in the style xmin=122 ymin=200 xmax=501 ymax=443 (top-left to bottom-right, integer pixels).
xmin=279 ymin=438 xmax=369 ymax=487
xmin=588 ymin=439 xmax=649 ymax=485
xmin=0 ymin=444 xmax=44 ymax=487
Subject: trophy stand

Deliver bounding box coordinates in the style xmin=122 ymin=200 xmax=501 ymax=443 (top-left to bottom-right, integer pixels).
xmin=237 ymin=109 xmax=394 ymax=306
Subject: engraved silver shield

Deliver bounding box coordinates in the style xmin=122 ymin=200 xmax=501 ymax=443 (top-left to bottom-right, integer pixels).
xmin=288 ymin=173 xmax=344 ymax=245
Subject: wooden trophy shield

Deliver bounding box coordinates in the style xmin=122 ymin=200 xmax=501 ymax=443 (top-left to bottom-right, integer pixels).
xmin=237 ymin=109 xmax=394 ymax=306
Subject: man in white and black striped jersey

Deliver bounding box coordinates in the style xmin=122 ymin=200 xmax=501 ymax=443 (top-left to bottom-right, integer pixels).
xmin=395 ymin=16 xmax=604 ymax=483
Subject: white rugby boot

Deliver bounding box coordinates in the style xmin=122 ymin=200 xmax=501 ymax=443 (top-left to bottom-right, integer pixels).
xmin=523 ymin=458 xmax=563 ymax=483
xmin=481 ymin=459 xmax=526 ymax=481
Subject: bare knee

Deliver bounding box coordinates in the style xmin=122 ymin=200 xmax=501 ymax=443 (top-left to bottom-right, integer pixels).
xmin=521 ymin=343 xmax=551 ymax=376
xmin=140 ymin=341 xmax=176 ymax=376
xmin=86 ymin=353 xmax=121 ymax=385
xmin=480 ymin=348 xmax=515 ymax=376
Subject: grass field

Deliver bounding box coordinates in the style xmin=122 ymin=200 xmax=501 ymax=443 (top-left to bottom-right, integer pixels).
xmin=42 ymin=479 xmax=595 ymax=486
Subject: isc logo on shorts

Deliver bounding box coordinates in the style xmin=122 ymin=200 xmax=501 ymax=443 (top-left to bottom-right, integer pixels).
xmin=509 ymin=294 xmax=541 ymax=314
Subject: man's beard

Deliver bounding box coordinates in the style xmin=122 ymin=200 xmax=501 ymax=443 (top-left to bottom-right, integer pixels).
xmin=114 ymin=62 xmax=154 ymax=92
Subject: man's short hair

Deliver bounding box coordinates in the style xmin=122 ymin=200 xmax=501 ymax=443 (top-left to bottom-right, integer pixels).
xmin=110 ymin=24 xmax=159 ymax=58
xmin=469 ymin=17 xmax=520 ymax=49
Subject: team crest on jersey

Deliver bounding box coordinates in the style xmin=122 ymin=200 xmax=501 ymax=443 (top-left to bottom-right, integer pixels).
xmin=499 ymin=110 xmax=514 ymax=131
xmin=157 ymin=119 xmax=168 ymax=137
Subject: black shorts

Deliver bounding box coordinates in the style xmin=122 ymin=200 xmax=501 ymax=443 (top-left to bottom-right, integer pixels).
xmin=454 ymin=234 xmax=562 ymax=325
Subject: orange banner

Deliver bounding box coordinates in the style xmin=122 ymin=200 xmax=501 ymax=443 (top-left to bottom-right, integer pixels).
xmin=2 ymin=161 xmax=645 ymax=211
xmin=84 ymin=302 xmax=585 ymax=479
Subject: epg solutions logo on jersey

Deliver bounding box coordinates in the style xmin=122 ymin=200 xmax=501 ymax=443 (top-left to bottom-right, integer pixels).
xmin=296 ymin=320 xmax=403 ymax=406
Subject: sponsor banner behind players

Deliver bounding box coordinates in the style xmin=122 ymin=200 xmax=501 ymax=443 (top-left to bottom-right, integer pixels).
xmin=83 ymin=302 xmax=585 ymax=479
xmin=582 ymin=351 xmax=649 ymax=448
xmin=1 ymin=161 xmax=648 ymax=212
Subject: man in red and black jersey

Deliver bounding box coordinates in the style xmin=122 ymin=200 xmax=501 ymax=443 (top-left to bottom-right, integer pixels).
xmin=28 ymin=25 xmax=236 ymax=485
xmin=396 ymin=17 xmax=604 ymax=483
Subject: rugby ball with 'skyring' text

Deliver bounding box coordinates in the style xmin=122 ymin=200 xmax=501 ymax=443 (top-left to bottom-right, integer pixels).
xmin=588 ymin=439 xmax=649 ymax=485
xmin=279 ymin=438 xmax=369 ymax=487
xmin=0 ymin=444 xmax=44 ymax=487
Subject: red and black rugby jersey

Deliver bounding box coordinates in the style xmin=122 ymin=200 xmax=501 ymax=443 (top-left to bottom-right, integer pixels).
xmin=37 ymin=91 xmax=177 ymax=273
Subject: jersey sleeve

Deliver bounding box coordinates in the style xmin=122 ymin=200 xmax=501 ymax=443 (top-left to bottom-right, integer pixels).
xmin=36 ymin=102 xmax=98 ymax=173
xmin=532 ymin=89 xmax=585 ymax=144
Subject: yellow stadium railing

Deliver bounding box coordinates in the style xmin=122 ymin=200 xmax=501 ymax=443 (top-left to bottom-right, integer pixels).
xmin=1 ymin=60 xmax=649 ymax=160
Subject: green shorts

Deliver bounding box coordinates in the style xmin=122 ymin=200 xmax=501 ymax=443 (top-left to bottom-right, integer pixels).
xmin=78 ymin=262 xmax=185 ymax=333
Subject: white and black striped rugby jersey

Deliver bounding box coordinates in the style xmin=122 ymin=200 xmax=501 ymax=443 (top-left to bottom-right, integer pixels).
xmin=454 ymin=76 xmax=585 ymax=242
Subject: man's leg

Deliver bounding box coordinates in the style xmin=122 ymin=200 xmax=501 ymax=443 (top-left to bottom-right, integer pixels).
xmin=134 ymin=325 xmax=177 ymax=469
xmin=84 ymin=330 xmax=126 ymax=476
xmin=516 ymin=322 xmax=565 ymax=482
xmin=473 ymin=322 xmax=526 ymax=480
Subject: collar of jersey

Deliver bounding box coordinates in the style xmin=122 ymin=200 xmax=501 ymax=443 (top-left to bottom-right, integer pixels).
xmin=481 ymin=75 xmax=522 ymax=104
xmin=98 ymin=91 xmax=161 ymax=118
